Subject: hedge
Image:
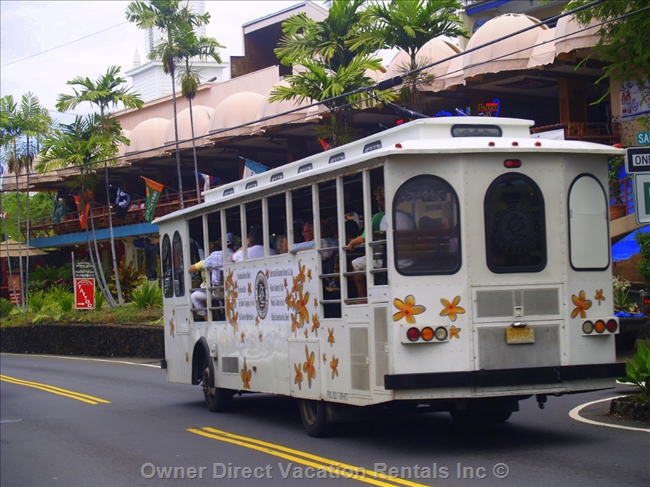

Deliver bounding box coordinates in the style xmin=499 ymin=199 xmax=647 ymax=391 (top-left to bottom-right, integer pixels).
xmin=0 ymin=324 xmax=164 ymax=358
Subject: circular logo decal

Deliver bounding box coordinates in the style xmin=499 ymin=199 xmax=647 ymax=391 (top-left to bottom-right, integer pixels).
xmin=255 ymin=271 xmax=269 ymax=320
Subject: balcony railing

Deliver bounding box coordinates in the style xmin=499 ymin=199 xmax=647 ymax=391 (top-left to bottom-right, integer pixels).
xmin=531 ymin=122 xmax=620 ymax=146
xmin=21 ymin=190 xmax=200 ymax=240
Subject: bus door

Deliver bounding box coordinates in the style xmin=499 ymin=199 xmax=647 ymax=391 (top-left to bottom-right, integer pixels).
xmin=161 ymin=222 xmax=192 ymax=381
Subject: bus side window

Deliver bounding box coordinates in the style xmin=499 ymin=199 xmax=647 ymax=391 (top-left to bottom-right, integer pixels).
xmin=393 ymin=175 xmax=461 ymax=275
xmin=172 ymin=230 xmax=185 ymax=296
xmin=161 ymin=234 xmax=173 ymax=298
xmin=484 ymin=173 xmax=546 ymax=273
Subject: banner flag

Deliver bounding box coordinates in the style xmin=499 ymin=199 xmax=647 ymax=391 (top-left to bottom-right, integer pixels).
xmin=114 ymin=188 xmax=132 ymax=221
xmin=241 ymin=157 xmax=269 ymax=178
xmin=194 ymin=172 xmax=219 ymax=193
xmin=52 ymin=199 xmax=66 ymax=224
xmin=0 ymin=211 xmax=7 ymax=219
xmin=142 ymin=177 xmax=164 ymax=222
xmin=73 ymin=193 xmax=92 ymax=229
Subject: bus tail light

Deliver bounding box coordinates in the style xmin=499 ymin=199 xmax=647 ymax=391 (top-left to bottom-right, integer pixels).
xmin=504 ymin=159 xmax=521 ymax=168
xmin=582 ymin=318 xmax=618 ymax=336
xmin=402 ymin=325 xmax=449 ymax=344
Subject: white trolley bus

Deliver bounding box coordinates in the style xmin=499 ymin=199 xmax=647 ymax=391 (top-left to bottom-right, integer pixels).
xmin=156 ymin=117 xmax=625 ymax=436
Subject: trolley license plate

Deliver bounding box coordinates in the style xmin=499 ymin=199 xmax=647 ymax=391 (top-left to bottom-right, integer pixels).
xmin=506 ymin=327 xmax=535 ymax=344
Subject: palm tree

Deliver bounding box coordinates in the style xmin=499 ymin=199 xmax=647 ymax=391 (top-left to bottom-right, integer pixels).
xmin=37 ymin=114 xmax=128 ymax=307
xmin=55 ymin=66 xmax=143 ymax=305
xmin=272 ymin=0 xmax=387 ymax=147
xmin=0 ymin=93 xmax=52 ymax=311
xmin=176 ymin=24 xmax=224 ymax=202
xmin=126 ymin=0 xmax=211 ymax=209
xmin=354 ymin=0 xmax=468 ymax=112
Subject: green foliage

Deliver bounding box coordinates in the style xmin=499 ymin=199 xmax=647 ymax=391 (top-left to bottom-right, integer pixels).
xmin=618 ymin=341 xmax=650 ymax=402
xmin=29 ymin=263 xmax=72 ymax=292
xmin=635 ymin=231 xmax=650 ymax=290
xmin=95 ymin=287 xmax=105 ymax=310
xmin=0 ymin=298 xmax=16 ymax=319
xmin=0 ymin=192 xmax=54 ymax=241
xmin=131 ymin=280 xmax=163 ymax=309
xmin=47 ymin=285 xmax=75 ymax=313
xmin=108 ymin=261 xmax=144 ymax=302
xmin=28 ymin=291 xmax=46 ymax=313
xmin=612 ymin=276 xmax=639 ymax=313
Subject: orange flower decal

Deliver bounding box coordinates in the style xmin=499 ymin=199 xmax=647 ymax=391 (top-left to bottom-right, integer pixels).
xmin=230 ymin=311 xmax=239 ymax=332
xmin=304 ymin=329 xmax=309 ymax=339
xmin=449 ymin=325 xmax=461 ymax=339
xmin=291 ymin=313 xmax=300 ymax=336
xmin=241 ymin=359 xmax=252 ymax=389
xmin=311 ymin=314 xmax=320 ymax=335
xmin=393 ymin=295 xmax=426 ymax=323
xmin=185 ymin=352 xmax=190 ymax=363
xmin=284 ymin=278 xmax=288 ymax=288
xmin=322 ymin=353 xmax=327 ymax=363
xmin=285 ymin=289 xmax=295 ymax=308
xmin=303 ymin=346 xmax=316 ymax=388
xmin=440 ymin=296 xmax=465 ymax=322
xmin=330 ymin=355 xmax=339 ymax=379
xmin=258 ymin=332 xmax=263 ymax=342
xmin=240 ymin=331 xmax=245 ymax=342
xmin=571 ymin=290 xmax=592 ymax=318
xmin=594 ymin=289 xmax=605 ymax=305
xmin=297 ymin=261 xmax=307 ymax=284
xmin=295 ymin=289 xmax=311 ymax=326
xmin=307 ymin=269 xmax=312 ymax=280
xmin=313 ymin=297 xmax=319 ymax=307
xmin=169 ymin=316 xmax=175 ymax=337
xmin=255 ymin=316 xmax=260 ymax=327
xmin=294 ymin=363 xmax=303 ymax=390
xmin=247 ymin=282 xmax=252 ymax=294
xmin=328 ymin=328 xmax=335 ymax=346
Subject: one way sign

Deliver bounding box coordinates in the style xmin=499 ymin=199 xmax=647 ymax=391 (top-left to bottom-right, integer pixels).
xmin=626 ymin=147 xmax=650 ymax=174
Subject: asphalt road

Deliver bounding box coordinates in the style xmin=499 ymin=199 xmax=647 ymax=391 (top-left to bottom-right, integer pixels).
xmin=1 ymin=353 xmax=647 ymax=487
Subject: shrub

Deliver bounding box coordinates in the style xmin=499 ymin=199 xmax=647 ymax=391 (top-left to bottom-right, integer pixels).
xmin=108 ymin=261 xmax=145 ymax=302
xmin=47 ymin=285 xmax=75 ymax=313
xmin=29 ymin=264 xmax=72 ymax=292
xmin=636 ymin=231 xmax=650 ymax=290
xmin=131 ymin=280 xmax=163 ymax=310
xmin=618 ymin=341 xmax=650 ymax=403
xmin=612 ymin=276 xmax=638 ymax=313
xmin=95 ymin=287 xmax=105 ymax=310
xmin=29 ymin=291 xmax=46 ymax=313
xmin=1 ymin=298 xmax=16 ymax=319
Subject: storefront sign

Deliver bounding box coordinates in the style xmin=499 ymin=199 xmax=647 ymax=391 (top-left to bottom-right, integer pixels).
xmin=637 ymin=131 xmax=650 ymax=146
xmin=75 ymin=278 xmax=95 ymax=309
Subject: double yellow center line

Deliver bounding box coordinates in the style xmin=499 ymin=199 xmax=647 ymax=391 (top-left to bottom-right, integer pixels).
xmin=188 ymin=427 xmax=430 ymax=487
xmin=0 ymin=374 xmax=111 ymax=405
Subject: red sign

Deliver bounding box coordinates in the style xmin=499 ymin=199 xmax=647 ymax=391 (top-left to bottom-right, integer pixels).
xmin=75 ymin=278 xmax=95 ymax=309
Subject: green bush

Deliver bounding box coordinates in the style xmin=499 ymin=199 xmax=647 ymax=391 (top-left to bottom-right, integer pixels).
xmin=29 ymin=264 xmax=72 ymax=292
xmin=131 ymin=280 xmax=163 ymax=310
xmin=618 ymin=341 xmax=650 ymax=403
xmin=636 ymin=231 xmax=650 ymax=290
xmin=29 ymin=291 xmax=47 ymax=313
xmin=108 ymin=261 xmax=145 ymax=302
xmin=47 ymin=285 xmax=75 ymax=313
xmin=612 ymin=276 xmax=638 ymax=313
xmin=1 ymin=298 xmax=16 ymax=319
xmin=95 ymin=287 xmax=105 ymax=310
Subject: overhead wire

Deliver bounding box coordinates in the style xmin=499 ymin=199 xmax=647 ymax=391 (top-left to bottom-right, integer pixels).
xmin=2 ymin=0 xmax=645 ymax=189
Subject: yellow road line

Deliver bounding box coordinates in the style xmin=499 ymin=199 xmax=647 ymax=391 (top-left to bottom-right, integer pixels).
xmin=0 ymin=374 xmax=111 ymax=405
xmin=188 ymin=427 xmax=432 ymax=487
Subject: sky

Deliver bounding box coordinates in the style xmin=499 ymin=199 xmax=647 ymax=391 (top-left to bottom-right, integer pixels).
xmin=0 ymin=1 xmax=325 ymax=124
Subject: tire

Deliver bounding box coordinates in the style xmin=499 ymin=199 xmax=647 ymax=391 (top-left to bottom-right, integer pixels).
xmin=298 ymin=399 xmax=338 ymax=437
xmin=200 ymin=360 xmax=233 ymax=413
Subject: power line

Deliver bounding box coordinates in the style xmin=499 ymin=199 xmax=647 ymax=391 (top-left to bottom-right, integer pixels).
xmin=1 ymin=22 xmax=129 ymax=68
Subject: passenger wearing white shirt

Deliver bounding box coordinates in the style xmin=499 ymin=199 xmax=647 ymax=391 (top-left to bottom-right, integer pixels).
xmin=232 ymin=224 xmax=276 ymax=262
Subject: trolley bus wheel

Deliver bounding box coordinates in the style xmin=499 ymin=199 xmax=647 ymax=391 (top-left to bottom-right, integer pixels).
xmin=298 ymin=399 xmax=338 ymax=438
xmin=201 ymin=361 xmax=233 ymax=413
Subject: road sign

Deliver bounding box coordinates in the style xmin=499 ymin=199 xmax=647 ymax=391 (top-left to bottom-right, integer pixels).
xmin=633 ymin=174 xmax=650 ymax=224
xmin=626 ymin=146 xmax=650 ymax=174
xmin=638 ymin=131 xmax=650 ymax=146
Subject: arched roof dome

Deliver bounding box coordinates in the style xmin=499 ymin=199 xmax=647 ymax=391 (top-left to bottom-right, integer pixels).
xmin=463 ymin=14 xmax=546 ymax=78
xmin=252 ymin=81 xmax=323 ymax=133
xmin=554 ymin=15 xmax=600 ymax=55
xmin=163 ymin=105 xmax=214 ymax=148
xmin=209 ymin=92 xmax=265 ymax=138
xmin=125 ymin=118 xmax=170 ymax=159
xmin=386 ymin=38 xmax=461 ymax=92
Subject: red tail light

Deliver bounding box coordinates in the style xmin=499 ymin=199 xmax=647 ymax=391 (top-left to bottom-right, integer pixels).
xmin=606 ymin=319 xmax=618 ymax=333
xmin=406 ymin=327 xmax=420 ymax=342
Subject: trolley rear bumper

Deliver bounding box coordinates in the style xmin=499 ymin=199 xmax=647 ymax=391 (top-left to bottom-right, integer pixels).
xmin=384 ymin=363 xmax=625 ymax=390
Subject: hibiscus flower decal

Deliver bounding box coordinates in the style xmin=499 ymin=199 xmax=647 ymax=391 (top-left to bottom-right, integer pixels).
xmin=571 ymin=290 xmax=592 ymax=319
xmin=393 ymin=295 xmax=426 ymax=323
xmin=440 ymin=296 xmax=465 ymax=322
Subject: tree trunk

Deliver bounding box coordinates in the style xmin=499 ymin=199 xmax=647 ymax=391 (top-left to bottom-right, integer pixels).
xmin=14 ymin=171 xmax=25 ymax=312
xmin=1 ymin=196 xmax=19 ymax=311
xmin=170 ymin=70 xmax=184 ymax=209
xmin=189 ymin=98 xmax=201 ymax=203
xmin=105 ymin=163 xmax=124 ymax=305
xmin=24 ymin=136 xmax=31 ymax=313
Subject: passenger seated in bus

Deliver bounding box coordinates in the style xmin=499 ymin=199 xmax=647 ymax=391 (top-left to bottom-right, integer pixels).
xmin=347 ymin=185 xmax=386 ymax=298
xmin=189 ymin=235 xmax=235 ymax=320
xmin=275 ymin=234 xmax=288 ymax=254
xmin=232 ymin=224 xmax=276 ymax=262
